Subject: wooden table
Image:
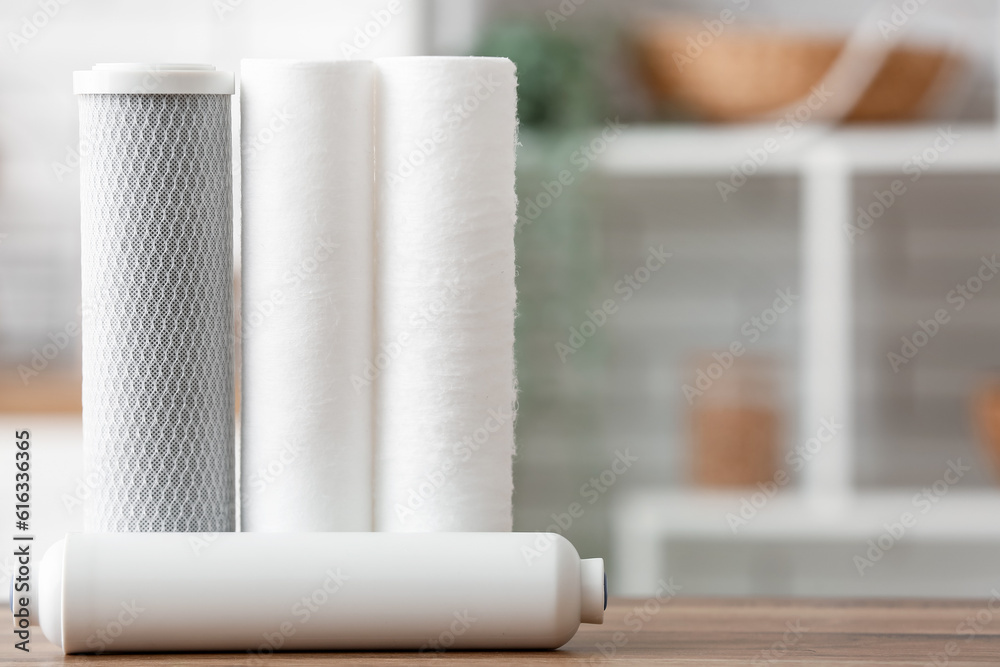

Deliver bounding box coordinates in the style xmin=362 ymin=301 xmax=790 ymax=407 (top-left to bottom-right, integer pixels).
xmin=5 ymin=598 xmax=1000 ymax=664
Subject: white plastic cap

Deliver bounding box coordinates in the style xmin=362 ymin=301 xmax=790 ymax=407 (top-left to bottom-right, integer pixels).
xmin=38 ymin=538 xmax=66 ymax=649
xmin=580 ymin=558 xmax=605 ymax=624
xmin=73 ymin=63 xmax=234 ymax=95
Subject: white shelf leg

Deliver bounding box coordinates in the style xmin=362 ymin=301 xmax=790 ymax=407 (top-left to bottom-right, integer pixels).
xmin=612 ymin=496 xmax=664 ymax=597
xmin=800 ymin=144 xmax=853 ymax=507
xmin=996 ymin=0 xmax=1000 ymax=128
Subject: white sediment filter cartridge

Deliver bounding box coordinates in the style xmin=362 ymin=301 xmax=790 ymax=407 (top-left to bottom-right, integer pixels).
xmin=240 ymin=60 xmax=375 ymax=531
xmin=374 ymin=57 xmax=519 ymax=532
xmin=34 ymin=532 xmax=605 ymax=653
xmin=74 ymin=64 xmax=236 ymax=532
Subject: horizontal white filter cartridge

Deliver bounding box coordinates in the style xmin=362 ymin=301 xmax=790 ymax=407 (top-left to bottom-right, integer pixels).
xmin=34 ymin=532 xmax=605 ymax=653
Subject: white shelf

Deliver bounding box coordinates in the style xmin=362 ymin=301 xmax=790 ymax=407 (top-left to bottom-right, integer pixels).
xmin=599 ymin=123 xmax=1000 ymax=176
xmin=612 ymin=487 xmax=1000 ymax=597
xmin=597 ymin=122 xmax=1000 ymax=597
xmin=615 ymin=488 xmax=1000 ymax=540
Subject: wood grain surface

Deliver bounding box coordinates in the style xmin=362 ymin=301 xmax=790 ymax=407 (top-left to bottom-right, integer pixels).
xmin=5 ymin=597 xmax=1000 ymax=665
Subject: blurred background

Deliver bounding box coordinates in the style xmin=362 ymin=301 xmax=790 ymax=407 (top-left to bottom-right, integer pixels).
xmin=4 ymin=0 xmax=1000 ymax=599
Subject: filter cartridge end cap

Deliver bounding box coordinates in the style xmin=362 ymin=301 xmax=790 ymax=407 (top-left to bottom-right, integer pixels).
xmin=73 ymin=63 xmax=234 ymax=95
xmin=38 ymin=538 xmax=66 ymax=649
xmin=580 ymin=558 xmax=605 ymax=624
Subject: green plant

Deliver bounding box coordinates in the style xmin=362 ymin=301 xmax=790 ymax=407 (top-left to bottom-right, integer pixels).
xmin=477 ymin=21 xmax=602 ymax=129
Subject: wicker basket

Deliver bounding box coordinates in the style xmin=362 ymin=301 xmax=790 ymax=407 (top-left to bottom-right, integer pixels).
xmin=637 ymin=22 xmax=958 ymax=122
xmin=973 ymin=380 xmax=1000 ymax=482
xmin=688 ymin=354 xmax=779 ymax=488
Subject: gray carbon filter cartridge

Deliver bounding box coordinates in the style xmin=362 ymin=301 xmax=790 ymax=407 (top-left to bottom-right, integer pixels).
xmin=74 ymin=64 xmax=236 ymax=532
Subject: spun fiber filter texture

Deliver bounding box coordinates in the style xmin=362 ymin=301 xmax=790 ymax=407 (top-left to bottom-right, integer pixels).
xmin=374 ymin=57 xmax=518 ymax=532
xmin=240 ymin=60 xmax=375 ymax=531
xmin=79 ymin=90 xmax=235 ymax=532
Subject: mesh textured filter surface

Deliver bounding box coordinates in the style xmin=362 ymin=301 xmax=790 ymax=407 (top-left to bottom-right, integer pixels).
xmin=79 ymin=93 xmax=235 ymax=532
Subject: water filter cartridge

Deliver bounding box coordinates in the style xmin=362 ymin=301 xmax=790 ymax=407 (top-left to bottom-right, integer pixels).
xmin=34 ymin=532 xmax=605 ymax=653
xmin=73 ymin=64 xmax=236 ymax=532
